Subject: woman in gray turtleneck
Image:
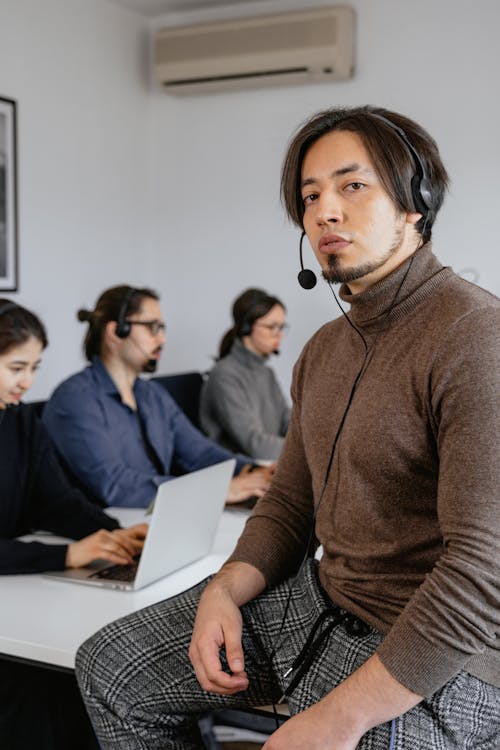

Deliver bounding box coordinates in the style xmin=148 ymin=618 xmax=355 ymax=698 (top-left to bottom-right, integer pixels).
xmin=200 ymin=288 xmax=290 ymax=461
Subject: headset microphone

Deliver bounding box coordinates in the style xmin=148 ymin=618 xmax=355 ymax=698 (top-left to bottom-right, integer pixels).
xmin=129 ymin=336 xmax=159 ymax=374
xmin=143 ymin=358 xmax=158 ymax=374
xmin=297 ymin=231 xmax=317 ymax=289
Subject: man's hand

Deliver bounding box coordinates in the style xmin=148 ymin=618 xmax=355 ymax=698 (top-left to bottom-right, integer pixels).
xmin=226 ymin=463 xmax=275 ymax=505
xmin=65 ymin=523 xmax=148 ymax=568
xmin=188 ymin=561 xmax=266 ymax=694
xmin=262 ymin=695 xmax=363 ymax=750
xmin=189 ymin=580 xmax=249 ymax=694
xmin=262 ymin=654 xmax=422 ymax=750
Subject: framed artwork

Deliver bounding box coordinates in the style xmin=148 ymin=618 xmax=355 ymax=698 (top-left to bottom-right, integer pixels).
xmin=0 ymin=96 xmax=18 ymax=291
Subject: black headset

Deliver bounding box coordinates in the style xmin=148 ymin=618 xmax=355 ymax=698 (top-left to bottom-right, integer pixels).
xmin=237 ymin=291 xmax=269 ymax=337
xmin=0 ymin=301 xmax=18 ymax=317
xmin=369 ymin=112 xmax=434 ymax=217
xmin=115 ymin=287 xmax=138 ymax=339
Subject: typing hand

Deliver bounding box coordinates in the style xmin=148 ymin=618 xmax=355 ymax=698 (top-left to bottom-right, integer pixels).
xmin=189 ymin=579 xmax=248 ymax=694
xmin=225 ymin=464 xmax=273 ymax=505
xmin=252 ymin=463 xmax=276 ymax=481
xmin=65 ymin=523 xmax=148 ymax=569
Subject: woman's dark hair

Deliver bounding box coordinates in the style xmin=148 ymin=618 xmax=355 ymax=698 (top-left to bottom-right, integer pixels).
xmin=0 ymin=299 xmax=48 ymax=355
xmin=78 ymin=285 xmax=159 ymax=362
xmin=280 ymin=105 xmax=449 ymax=243
xmin=218 ymin=288 xmax=285 ymax=359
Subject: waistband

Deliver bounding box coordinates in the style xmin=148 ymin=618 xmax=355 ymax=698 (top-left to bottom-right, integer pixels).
xmin=311 ymin=559 xmax=372 ymax=638
xmin=280 ymin=560 xmax=373 ymax=701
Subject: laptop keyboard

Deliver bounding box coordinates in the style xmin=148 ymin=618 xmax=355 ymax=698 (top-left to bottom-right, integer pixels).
xmin=90 ymin=559 xmax=139 ymax=582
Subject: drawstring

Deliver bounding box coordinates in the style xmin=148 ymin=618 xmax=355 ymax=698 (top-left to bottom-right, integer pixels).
xmin=279 ymin=606 xmax=370 ymax=702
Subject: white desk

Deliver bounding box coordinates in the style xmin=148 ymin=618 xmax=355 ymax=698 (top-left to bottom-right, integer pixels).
xmin=0 ymin=507 xmax=248 ymax=670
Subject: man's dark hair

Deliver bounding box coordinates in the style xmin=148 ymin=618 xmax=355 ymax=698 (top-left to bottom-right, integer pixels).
xmin=0 ymin=299 xmax=48 ymax=355
xmin=77 ymin=285 xmax=159 ymax=362
xmin=280 ymin=105 xmax=449 ymax=243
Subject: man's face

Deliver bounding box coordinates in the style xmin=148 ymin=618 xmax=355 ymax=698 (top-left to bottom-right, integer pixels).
xmin=119 ymin=297 xmax=166 ymax=374
xmin=300 ymin=129 xmax=419 ymax=293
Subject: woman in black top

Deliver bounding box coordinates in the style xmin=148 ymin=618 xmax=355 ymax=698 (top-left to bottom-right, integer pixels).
xmin=0 ymin=298 xmax=147 ymax=573
xmin=0 ymin=299 xmax=147 ymax=749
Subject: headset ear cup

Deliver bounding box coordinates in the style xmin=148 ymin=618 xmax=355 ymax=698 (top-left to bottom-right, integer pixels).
xmin=239 ymin=322 xmax=252 ymax=337
xmin=115 ymin=321 xmax=130 ymax=339
xmin=115 ymin=287 xmax=137 ymax=338
xmin=411 ymin=174 xmax=433 ymax=216
xmin=418 ymin=177 xmax=433 ymax=210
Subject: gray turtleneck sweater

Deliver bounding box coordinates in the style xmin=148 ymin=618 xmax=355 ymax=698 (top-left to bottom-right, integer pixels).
xmin=228 ymin=246 xmax=499 ymax=697
xmin=200 ymin=338 xmax=290 ymax=461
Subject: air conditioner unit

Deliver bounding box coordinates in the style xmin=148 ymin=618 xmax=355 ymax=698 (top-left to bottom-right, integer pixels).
xmin=154 ymin=6 xmax=355 ymax=95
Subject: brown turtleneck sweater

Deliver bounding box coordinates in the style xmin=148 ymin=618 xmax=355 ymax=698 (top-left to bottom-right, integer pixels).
xmin=228 ymin=245 xmax=499 ymax=697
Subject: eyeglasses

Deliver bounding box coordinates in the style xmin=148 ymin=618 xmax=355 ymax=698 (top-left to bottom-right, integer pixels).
xmin=253 ymin=323 xmax=289 ymax=334
xmin=126 ymin=320 xmax=166 ymax=336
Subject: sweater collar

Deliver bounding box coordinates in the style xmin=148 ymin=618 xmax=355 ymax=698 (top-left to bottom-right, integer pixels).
xmin=338 ymin=244 xmax=453 ymax=332
xmin=230 ymin=337 xmax=268 ymax=368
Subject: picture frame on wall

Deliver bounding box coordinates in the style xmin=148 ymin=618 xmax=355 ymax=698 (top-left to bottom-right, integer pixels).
xmin=0 ymin=96 xmax=18 ymax=291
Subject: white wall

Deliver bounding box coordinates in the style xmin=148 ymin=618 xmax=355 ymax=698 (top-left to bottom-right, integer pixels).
xmin=0 ymin=0 xmax=152 ymax=398
xmin=0 ymin=0 xmax=498 ymax=402
xmin=148 ymin=0 xmax=500 ymax=398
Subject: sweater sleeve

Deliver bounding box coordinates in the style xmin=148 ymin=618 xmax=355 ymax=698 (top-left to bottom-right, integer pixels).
xmin=0 ymin=539 xmax=69 ymax=575
xmin=376 ymin=307 xmax=500 ymax=696
xmin=0 ymin=415 xmax=119 ymax=575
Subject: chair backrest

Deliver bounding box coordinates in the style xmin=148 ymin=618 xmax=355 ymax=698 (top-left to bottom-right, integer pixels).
xmin=150 ymin=371 xmax=204 ymax=429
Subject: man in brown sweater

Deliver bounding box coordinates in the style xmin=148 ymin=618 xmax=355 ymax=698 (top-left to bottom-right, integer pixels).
xmin=76 ymin=107 xmax=499 ymax=749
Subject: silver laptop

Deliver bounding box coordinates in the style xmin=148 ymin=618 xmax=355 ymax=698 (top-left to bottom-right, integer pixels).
xmin=44 ymin=459 xmax=235 ymax=591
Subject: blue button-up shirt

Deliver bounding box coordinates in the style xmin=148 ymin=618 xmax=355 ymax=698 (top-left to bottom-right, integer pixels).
xmin=43 ymin=358 xmax=247 ymax=508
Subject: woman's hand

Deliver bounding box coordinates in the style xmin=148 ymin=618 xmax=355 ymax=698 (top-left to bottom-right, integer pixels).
xmin=65 ymin=523 xmax=148 ymax=568
xmin=226 ymin=464 xmax=275 ymax=505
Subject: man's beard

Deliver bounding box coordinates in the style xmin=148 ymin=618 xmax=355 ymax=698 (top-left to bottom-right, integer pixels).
xmin=321 ymin=224 xmax=405 ymax=285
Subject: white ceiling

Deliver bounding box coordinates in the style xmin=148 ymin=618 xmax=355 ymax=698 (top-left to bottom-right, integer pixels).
xmin=106 ymin=0 xmax=268 ymax=17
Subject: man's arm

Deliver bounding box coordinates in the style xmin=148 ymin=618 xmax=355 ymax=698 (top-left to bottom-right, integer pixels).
xmin=262 ymin=654 xmax=421 ymax=750
xmin=158 ymin=383 xmax=250 ymax=475
xmin=43 ymin=384 xmax=170 ymax=507
xmin=375 ymin=307 xmax=500 ymax=696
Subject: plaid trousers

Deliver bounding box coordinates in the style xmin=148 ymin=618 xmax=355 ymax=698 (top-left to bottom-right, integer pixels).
xmin=76 ymin=560 xmax=500 ymax=750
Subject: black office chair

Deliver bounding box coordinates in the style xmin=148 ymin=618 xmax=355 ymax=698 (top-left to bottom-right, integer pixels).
xmin=150 ymin=371 xmax=204 ymax=429
xmin=199 ymin=706 xmax=288 ymax=749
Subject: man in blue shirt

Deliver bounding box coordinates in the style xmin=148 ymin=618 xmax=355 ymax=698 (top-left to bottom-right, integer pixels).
xmin=43 ymin=285 xmax=272 ymax=509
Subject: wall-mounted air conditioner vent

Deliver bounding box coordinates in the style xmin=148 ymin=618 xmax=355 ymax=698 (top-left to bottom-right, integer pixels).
xmin=154 ymin=7 xmax=355 ymax=95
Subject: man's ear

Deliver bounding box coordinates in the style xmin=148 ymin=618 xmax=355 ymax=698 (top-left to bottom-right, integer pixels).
xmin=105 ymin=319 xmax=121 ymax=343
